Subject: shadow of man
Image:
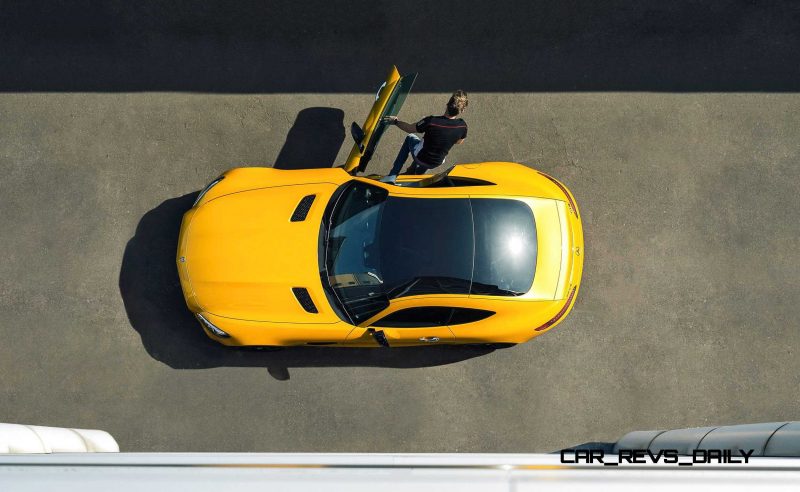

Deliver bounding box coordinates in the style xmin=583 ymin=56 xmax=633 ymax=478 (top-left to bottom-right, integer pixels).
xmin=274 ymin=107 xmax=345 ymax=170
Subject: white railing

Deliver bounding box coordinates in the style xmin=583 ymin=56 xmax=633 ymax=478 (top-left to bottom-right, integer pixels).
xmin=0 ymin=423 xmax=118 ymax=453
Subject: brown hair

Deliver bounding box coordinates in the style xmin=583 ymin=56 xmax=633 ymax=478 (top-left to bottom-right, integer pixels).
xmin=446 ymin=90 xmax=469 ymax=116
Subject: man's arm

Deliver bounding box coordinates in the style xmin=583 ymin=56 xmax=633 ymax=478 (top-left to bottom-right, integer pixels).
xmin=456 ymin=126 xmax=467 ymax=144
xmin=382 ymin=116 xmax=418 ymax=134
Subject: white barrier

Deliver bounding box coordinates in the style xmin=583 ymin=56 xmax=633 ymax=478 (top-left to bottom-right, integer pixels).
xmin=0 ymin=424 xmax=119 ymax=453
xmin=1 ymin=453 xmax=800 ymax=491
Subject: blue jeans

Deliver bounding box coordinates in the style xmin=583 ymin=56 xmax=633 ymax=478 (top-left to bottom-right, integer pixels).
xmin=389 ymin=134 xmax=424 ymax=176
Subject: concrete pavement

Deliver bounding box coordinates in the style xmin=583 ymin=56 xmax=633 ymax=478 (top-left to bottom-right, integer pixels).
xmin=1 ymin=91 xmax=799 ymax=451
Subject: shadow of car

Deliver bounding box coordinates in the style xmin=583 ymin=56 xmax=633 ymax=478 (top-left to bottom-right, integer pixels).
xmin=120 ymin=193 xmax=499 ymax=379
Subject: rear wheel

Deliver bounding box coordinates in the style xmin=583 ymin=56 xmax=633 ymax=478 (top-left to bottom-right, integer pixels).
xmin=464 ymin=343 xmax=516 ymax=350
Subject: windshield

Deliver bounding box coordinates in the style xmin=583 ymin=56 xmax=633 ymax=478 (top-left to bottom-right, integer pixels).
xmin=325 ymin=181 xmax=390 ymax=324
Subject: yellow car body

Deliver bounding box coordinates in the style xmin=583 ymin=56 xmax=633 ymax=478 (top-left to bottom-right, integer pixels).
xmin=176 ymin=67 xmax=583 ymax=348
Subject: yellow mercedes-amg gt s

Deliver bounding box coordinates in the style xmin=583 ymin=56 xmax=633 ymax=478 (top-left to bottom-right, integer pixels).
xmin=177 ymin=67 xmax=583 ymax=348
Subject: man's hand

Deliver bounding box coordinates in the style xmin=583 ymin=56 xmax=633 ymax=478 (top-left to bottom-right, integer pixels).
xmin=383 ymin=115 xmax=417 ymax=134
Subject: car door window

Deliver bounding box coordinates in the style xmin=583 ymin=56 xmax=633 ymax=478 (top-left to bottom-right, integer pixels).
xmin=344 ymin=66 xmax=418 ymax=174
xmin=373 ymin=307 xmax=453 ymax=328
xmin=363 ymin=73 xmax=417 ymax=171
xmin=448 ymin=308 xmax=494 ymax=325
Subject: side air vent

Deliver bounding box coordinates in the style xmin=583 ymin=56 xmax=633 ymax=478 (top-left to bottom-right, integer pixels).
xmin=292 ymin=287 xmax=318 ymax=313
xmin=290 ymin=195 xmax=316 ymax=222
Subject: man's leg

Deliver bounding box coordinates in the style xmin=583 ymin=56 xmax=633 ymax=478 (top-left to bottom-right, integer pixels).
xmin=388 ymin=134 xmax=420 ymax=176
xmin=408 ymin=155 xmax=442 ymax=175
xmin=409 ymin=161 xmax=434 ymax=175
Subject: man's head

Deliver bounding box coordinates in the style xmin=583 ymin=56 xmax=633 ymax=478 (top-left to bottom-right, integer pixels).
xmin=446 ymin=90 xmax=469 ymax=117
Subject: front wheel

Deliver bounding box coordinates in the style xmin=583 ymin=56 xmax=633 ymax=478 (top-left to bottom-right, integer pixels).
xmin=239 ymin=346 xmax=283 ymax=352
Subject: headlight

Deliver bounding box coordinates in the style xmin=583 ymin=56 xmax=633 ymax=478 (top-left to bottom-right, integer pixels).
xmin=193 ymin=176 xmax=225 ymax=206
xmin=196 ymin=313 xmax=230 ymax=338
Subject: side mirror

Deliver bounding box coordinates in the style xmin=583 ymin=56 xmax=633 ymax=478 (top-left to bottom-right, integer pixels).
xmin=367 ymin=328 xmax=390 ymax=348
xmin=350 ymin=122 xmax=365 ymax=152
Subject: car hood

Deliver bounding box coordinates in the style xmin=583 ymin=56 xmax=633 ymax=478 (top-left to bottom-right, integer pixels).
xmin=182 ymin=183 xmax=341 ymax=323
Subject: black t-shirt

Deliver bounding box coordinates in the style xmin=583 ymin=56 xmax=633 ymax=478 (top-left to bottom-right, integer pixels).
xmin=414 ymin=115 xmax=468 ymax=167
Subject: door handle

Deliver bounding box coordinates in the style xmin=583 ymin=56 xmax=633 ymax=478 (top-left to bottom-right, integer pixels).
xmin=419 ymin=337 xmax=440 ymax=343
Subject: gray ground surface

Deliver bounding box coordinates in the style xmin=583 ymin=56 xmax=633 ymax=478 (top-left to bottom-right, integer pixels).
xmin=1 ymin=91 xmax=799 ymax=451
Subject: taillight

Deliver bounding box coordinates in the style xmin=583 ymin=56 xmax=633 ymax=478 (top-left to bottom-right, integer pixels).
xmin=538 ymin=171 xmax=578 ymax=217
xmin=535 ymin=286 xmax=577 ymax=332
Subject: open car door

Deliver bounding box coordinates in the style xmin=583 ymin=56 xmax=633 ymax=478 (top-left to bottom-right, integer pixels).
xmin=344 ymin=66 xmax=417 ymax=175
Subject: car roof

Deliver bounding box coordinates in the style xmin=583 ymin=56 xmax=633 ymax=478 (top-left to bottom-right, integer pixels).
xmin=378 ymin=195 xmax=537 ymax=300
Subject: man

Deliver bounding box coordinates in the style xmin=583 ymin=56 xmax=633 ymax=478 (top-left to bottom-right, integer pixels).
xmin=381 ymin=90 xmax=468 ymax=182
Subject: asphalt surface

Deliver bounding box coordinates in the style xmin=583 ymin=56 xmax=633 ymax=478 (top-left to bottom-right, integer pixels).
xmin=2 ymin=2 xmax=800 ymax=452
xmin=4 ymin=1 xmax=800 ymax=92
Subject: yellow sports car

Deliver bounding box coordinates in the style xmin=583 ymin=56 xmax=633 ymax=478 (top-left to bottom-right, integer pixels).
xmin=177 ymin=67 xmax=583 ymax=348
